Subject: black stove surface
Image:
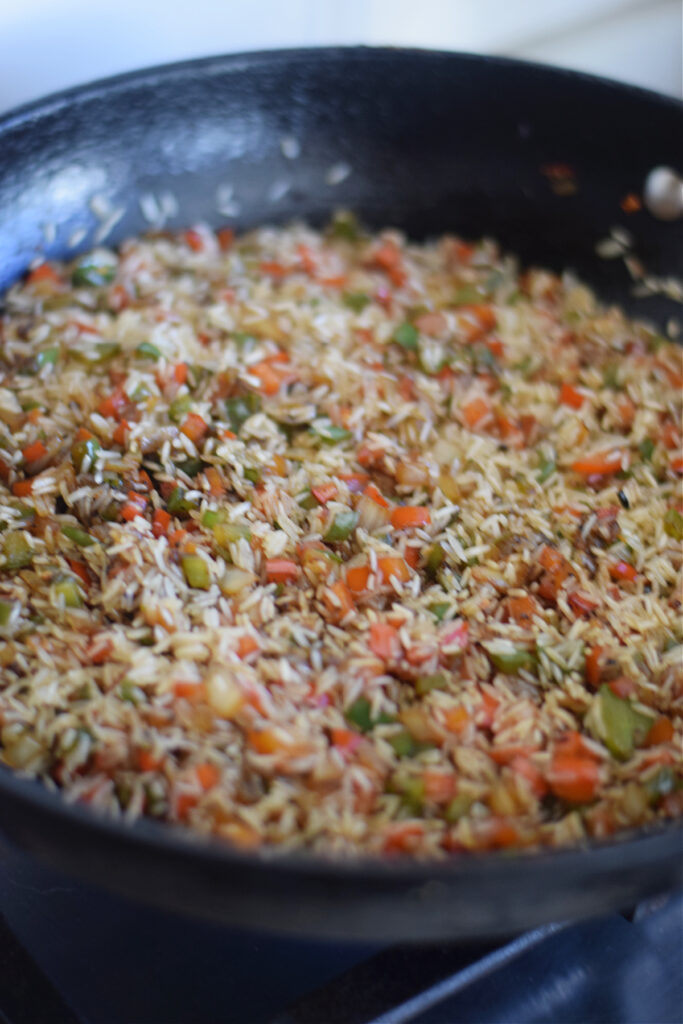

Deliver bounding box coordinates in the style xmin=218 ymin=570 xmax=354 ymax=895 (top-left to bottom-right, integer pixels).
xmin=0 ymin=840 xmax=681 ymax=1024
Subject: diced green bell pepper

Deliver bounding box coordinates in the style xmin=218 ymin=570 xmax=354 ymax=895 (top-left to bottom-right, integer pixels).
xmin=445 ymin=792 xmax=474 ymax=823
xmin=486 ymin=643 xmax=534 ymax=674
xmin=136 ymin=341 xmax=161 ymax=361
xmin=61 ymin=524 xmax=97 ymax=547
xmin=181 ymin=555 xmax=211 ymax=590
xmin=71 ymin=436 xmax=101 ymax=473
xmin=34 ymin=347 xmax=59 ymax=372
xmin=342 ymin=292 xmax=370 ymax=313
xmin=53 ymin=574 xmax=83 ymax=608
xmin=428 ymin=601 xmax=450 ymax=622
xmin=225 ymin=394 xmax=261 ymax=434
xmin=664 ymin=508 xmax=683 ymax=542
xmin=169 ymin=395 xmax=193 ymax=424
xmin=310 ymin=417 xmax=352 ymax=445
xmin=415 ymin=672 xmax=449 ymax=696
xmin=72 ymin=251 xmax=117 ymax=287
xmin=70 ymin=342 xmax=121 ymax=365
xmin=324 ymin=509 xmax=358 ymax=542
xmin=167 ymin=487 xmax=197 ymax=517
xmin=0 ymin=599 xmax=16 ymax=626
xmin=119 ymin=679 xmax=145 ymax=705
xmin=393 ymin=322 xmax=418 ymax=351
xmin=2 ymin=532 xmax=33 ymax=571
xmin=586 ymin=685 xmax=654 ymax=760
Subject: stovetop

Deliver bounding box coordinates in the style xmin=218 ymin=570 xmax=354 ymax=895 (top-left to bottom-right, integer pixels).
xmin=0 ymin=840 xmax=681 ymax=1024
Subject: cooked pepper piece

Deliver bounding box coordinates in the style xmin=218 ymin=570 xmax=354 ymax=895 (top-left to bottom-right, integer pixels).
xmin=72 ymin=250 xmax=117 ymax=287
xmin=585 ymin=685 xmax=654 ymax=760
xmin=71 ymin=436 xmax=101 ymax=473
xmin=60 ymin=525 xmax=97 ymax=547
xmin=181 ymin=555 xmax=211 ymax=590
xmin=52 ymin=574 xmax=83 ymax=608
xmin=225 ymin=394 xmax=261 ymax=434
xmin=324 ymin=509 xmax=358 ymax=543
xmin=2 ymin=532 xmax=33 ymax=571
xmin=310 ymin=417 xmax=352 ymax=445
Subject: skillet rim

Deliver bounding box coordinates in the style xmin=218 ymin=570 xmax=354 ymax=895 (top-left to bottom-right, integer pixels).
xmin=0 ymin=761 xmax=681 ymax=882
xmin=0 ymin=44 xmax=681 ymax=136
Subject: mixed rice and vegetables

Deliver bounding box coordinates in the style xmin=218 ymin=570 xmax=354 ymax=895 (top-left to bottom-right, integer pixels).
xmin=0 ymin=215 xmax=681 ymax=856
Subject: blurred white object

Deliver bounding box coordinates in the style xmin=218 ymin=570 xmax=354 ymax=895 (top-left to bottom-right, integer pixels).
xmin=0 ymin=0 xmax=679 ymax=113
xmin=644 ymin=167 xmax=683 ymax=220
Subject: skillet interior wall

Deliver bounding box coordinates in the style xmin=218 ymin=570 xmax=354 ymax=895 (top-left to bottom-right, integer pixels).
xmin=0 ymin=49 xmax=681 ymax=332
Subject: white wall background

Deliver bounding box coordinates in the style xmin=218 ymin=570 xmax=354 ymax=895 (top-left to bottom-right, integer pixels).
xmin=0 ymin=0 xmax=680 ymax=114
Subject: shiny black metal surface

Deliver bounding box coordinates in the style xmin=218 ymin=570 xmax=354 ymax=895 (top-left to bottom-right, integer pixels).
xmin=274 ymin=895 xmax=683 ymax=1024
xmin=0 ymin=844 xmax=680 ymax=1024
xmin=0 ymin=48 xmax=681 ymax=939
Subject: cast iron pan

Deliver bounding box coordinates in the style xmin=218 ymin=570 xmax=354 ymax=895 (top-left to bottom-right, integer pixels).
xmin=0 ymin=48 xmax=681 ymax=941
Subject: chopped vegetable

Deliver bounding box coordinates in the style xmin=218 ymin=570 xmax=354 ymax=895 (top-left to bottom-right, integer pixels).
xmin=60 ymin=524 xmax=97 ymax=547
xmin=22 ymin=440 xmax=47 ymax=465
xmin=638 ymin=437 xmax=655 ymax=462
xmin=345 ymin=696 xmax=395 ymax=733
xmin=72 ymin=250 xmax=117 ymax=287
xmin=486 ymin=642 xmax=534 ymax=675
xmin=71 ymin=436 xmax=101 ymax=473
xmin=219 ymin=566 xmax=256 ymax=596
xmin=645 ymin=716 xmax=674 ymax=747
xmin=52 ymin=574 xmax=83 ymax=608
xmin=585 ymin=685 xmax=654 ymax=760
xmin=310 ymin=417 xmax=352 ymax=445
xmin=342 ymin=292 xmax=370 ymax=312
xmin=225 ymin=394 xmax=261 ymax=434
xmin=34 ymin=347 xmax=60 ymax=372
xmin=136 ymin=341 xmax=161 ymax=360
xmin=390 ymin=506 xmax=430 ymax=530
xmin=461 ymin=395 xmax=491 ymax=430
xmin=346 ymin=564 xmax=371 ymax=593
xmin=609 ymin=560 xmax=637 ymax=583
xmin=547 ymin=751 xmax=600 ymax=804
xmin=152 ymin=508 xmax=172 ymax=538
xmin=71 ymin=342 xmax=121 ymax=365
xmin=119 ymin=679 xmax=145 ymax=705
xmin=0 ymin=599 xmax=16 ymax=626
xmin=324 ymin=509 xmax=358 ymax=542
xmin=537 ymin=456 xmax=556 ymax=483
xmin=428 ymin=601 xmax=450 ymax=622
xmin=121 ymin=492 xmax=148 ymax=522
xmin=265 ymin=559 xmax=300 ymax=584
xmin=181 ymin=555 xmax=211 ymax=590
xmin=451 ymin=285 xmax=483 ymax=306
xmin=571 ymin=449 xmax=628 ymax=476
xmin=369 ymin=622 xmax=400 ymax=661
xmin=377 ymin=555 xmax=411 ymax=584
xmin=445 ymin=793 xmax=474 ymax=823
xmin=415 ymin=672 xmax=449 ymax=696
xmin=213 ymin=521 xmax=252 ymax=546
xmin=180 ymin=413 xmax=208 ymax=444
xmin=344 ymin=696 xmax=373 ymax=733
xmin=174 ymin=457 xmax=204 ymax=478
xmin=328 ymin=210 xmax=360 ymax=241
xmin=169 ymin=395 xmax=193 ymax=424
xmin=664 ymin=508 xmax=683 ymax=541
xmin=559 ymin=382 xmax=585 ymax=409
xmin=2 ymin=532 xmax=33 ymax=571
xmin=393 ymin=322 xmax=419 ymax=351
xmin=166 ymin=487 xmax=195 ymax=517
xmin=387 ymin=730 xmax=417 ymax=757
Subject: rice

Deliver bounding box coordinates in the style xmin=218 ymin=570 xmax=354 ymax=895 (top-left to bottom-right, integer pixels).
xmin=0 ymin=214 xmax=680 ymax=858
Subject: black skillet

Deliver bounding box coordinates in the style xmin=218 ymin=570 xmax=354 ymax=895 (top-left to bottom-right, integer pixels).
xmin=0 ymin=48 xmax=681 ymax=941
